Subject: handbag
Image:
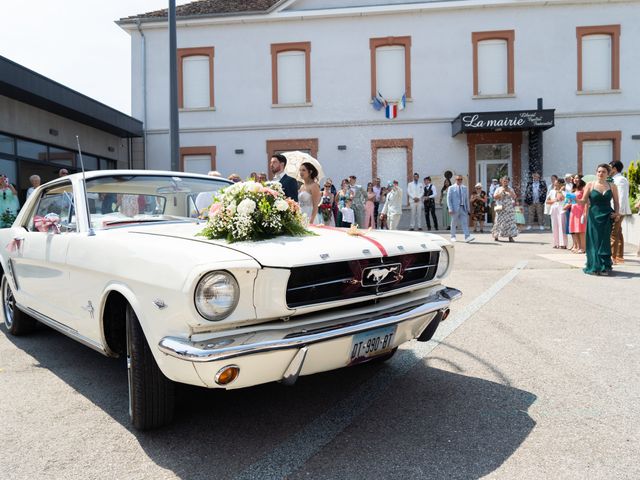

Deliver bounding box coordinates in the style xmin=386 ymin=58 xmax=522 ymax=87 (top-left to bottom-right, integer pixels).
xmin=494 ymin=204 xmax=503 ymax=212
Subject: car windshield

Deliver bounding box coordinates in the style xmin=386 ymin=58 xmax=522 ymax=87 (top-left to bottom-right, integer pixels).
xmin=85 ymin=174 xmax=230 ymax=230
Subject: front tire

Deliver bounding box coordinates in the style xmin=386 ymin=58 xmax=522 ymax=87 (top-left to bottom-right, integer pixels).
xmin=1 ymin=275 xmax=37 ymax=336
xmin=126 ymin=305 xmax=175 ymax=430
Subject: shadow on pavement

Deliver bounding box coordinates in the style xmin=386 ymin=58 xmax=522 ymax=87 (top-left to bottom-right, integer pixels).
xmin=4 ymin=326 xmax=537 ymax=480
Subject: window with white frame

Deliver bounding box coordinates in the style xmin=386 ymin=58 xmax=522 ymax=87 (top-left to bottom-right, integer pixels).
xmin=477 ymin=39 xmax=508 ymax=95
xmin=183 ymin=55 xmax=211 ymax=109
xmin=375 ymin=45 xmax=406 ymax=101
xmin=277 ymin=50 xmax=306 ymax=104
xmin=581 ymin=34 xmax=612 ymax=91
xmin=183 ymin=154 xmax=212 ymax=175
xmin=577 ymin=25 xmax=620 ymax=92
xmin=582 ymin=140 xmax=613 ymax=174
xmin=271 ymin=42 xmax=311 ymax=106
xmin=178 ymin=47 xmax=214 ymax=109
xmin=472 ymin=30 xmax=514 ymax=97
xmin=180 ymin=146 xmax=215 ymax=174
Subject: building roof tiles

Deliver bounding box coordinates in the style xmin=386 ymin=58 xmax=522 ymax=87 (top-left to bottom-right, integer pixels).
xmin=120 ymin=0 xmax=281 ymax=22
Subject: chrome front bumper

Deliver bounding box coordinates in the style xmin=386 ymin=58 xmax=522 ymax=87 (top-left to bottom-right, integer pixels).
xmin=159 ymin=286 xmax=462 ymax=364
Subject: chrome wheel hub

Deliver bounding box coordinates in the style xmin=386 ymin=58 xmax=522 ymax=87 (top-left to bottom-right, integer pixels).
xmin=2 ymin=278 xmax=15 ymax=329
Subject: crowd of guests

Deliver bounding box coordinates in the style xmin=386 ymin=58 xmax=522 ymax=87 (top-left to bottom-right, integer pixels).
xmin=543 ymin=161 xmax=637 ymax=275
xmin=7 ymin=159 xmax=638 ymax=276
xmin=265 ymin=155 xmax=462 ymax=232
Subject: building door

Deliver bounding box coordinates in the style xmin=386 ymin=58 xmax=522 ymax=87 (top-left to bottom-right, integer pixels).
xmin=475 ymin=144 xmax=512 ymax=193
xmin=376 ymin=147 xmax=408 ymax=205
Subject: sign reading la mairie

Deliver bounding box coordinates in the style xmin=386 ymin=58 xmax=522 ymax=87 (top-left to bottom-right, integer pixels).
xmin=452 ymin=109 xmax=555 ymax=136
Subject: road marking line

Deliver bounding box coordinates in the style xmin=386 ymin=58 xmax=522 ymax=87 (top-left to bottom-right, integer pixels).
xmin=233 ymin=261 xmax=528 ymax=480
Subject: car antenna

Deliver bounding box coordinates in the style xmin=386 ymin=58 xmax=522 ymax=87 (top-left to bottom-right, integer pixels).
xmin=75 ymin=135 xmax=95 ymax=236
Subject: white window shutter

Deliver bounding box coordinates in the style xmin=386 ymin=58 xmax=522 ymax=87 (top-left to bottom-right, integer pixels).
xmin=183 ymin=55 xmax=210 ymax=108
xmin=582 ymin=34 xmax=611 ymax=91
xmin=376 ymin=46 xmax=405 ymax=101
xmin=277 ymin=51 xmax=306 ymax=104
xmin=583 ymin=140 xmax=613 ymax=175
xmin=183 ymin=154 xmax=211 ymax=174
xmin=376 ymin=147 xmax=408 ymax=203
xmin=477 ymin=39 xmax=508 ymax=95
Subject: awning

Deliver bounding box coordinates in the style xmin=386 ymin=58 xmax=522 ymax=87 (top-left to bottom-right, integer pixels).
xmin=0 ymin=55 xmax=143 ymax=138
xmin=452 ymin=108 xmax=555 ymax=137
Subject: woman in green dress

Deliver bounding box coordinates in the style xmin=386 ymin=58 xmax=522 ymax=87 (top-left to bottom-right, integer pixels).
xmin=0 ymin=176 xmax=20 ymax=228
xmin=579 ymin=164 xmax=620 ymax=275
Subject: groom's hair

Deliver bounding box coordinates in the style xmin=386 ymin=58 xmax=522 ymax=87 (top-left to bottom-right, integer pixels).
xmin=273 ymin=154 xmax=287 ymax=166
xmin=609 ymin=160 xmax=623 ymax=173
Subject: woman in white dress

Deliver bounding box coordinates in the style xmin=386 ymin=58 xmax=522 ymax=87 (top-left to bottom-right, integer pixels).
xmin=298 ymin=162 xmax=321 ymax=224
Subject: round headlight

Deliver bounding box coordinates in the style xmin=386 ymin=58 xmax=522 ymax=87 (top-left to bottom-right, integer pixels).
xmin=435 ymin=247 xmax=450 ymax=278
xmin=195 ymin=271 xmax=239 ymax=321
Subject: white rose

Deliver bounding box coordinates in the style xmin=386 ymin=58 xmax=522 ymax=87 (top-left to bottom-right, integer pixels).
xmin=226 ymin=184 xmax=241 ymax=196
xmin=246 ymin=181 xmax=261 ymax=193
xmin=227 ymin=201 xmax=237 ymax=214
xmin=237 ymin=198 xmax=256 ymax=215
xmin=274 ymin=198 xmax=289 ymax=212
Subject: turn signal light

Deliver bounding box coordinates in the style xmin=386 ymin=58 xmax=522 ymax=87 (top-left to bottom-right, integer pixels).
xmin=215 ymin=365 xmax=240 ymax=385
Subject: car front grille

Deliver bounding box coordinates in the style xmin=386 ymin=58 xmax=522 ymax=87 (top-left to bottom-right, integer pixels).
xmin=286 ymin=251 xmax=439 ymax=308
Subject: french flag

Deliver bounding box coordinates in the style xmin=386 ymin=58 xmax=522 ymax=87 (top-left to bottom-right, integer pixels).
xmin=385 ymin=103 xmax=398 ymax=119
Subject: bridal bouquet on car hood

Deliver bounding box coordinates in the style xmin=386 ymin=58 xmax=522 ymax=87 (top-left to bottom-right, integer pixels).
xmin=198 ymin=181 xmax=310 ymax=242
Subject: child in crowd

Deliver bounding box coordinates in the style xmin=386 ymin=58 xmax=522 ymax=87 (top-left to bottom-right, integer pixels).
xmin=341 ymin=198 xmax=355 ymax=228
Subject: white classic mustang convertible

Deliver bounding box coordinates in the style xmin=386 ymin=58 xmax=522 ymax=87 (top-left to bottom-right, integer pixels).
xmin=0 ymin=171 xmax=460 ymax=429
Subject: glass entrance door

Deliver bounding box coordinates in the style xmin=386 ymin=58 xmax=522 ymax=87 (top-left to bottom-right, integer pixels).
xmin=476 ymin=144 xmax=512 ymax=193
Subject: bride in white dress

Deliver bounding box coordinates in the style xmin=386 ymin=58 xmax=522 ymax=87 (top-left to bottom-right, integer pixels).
xmin=298 ymin=162 xmax=321 ymax=224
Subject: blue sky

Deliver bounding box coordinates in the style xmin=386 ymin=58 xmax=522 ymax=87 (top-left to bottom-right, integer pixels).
xmin=1 ymin=1 xmax=190 ymax=116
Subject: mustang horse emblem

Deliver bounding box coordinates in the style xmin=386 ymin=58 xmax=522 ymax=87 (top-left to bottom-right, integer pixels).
xmin=366 ymin=265 xmax=400 ymax=285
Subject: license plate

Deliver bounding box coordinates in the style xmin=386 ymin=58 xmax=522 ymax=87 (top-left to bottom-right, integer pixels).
xmin=348 ymin=325 xmax=397 ymax=365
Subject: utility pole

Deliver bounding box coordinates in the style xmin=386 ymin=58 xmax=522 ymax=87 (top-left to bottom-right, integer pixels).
xmin=169 ymin=0 xmax=179 ymax=171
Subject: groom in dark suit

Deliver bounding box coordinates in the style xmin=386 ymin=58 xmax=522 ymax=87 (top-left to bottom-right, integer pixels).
xmin=269 ymin=154 xmax=298 ymax=201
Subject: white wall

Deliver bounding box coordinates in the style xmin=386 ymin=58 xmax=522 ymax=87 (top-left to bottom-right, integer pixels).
xmin=130 ymin=0 xmax=640 ymax=180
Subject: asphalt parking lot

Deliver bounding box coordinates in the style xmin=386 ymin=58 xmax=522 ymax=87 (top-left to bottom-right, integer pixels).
xmin=1 ymin=231 xmax=639 ymax=480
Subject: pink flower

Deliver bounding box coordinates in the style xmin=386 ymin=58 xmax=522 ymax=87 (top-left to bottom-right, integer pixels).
xmin=262 ymin=187 xmax=280 ymax=197
xmin=209 ymin=203 xmax=222 ymax=217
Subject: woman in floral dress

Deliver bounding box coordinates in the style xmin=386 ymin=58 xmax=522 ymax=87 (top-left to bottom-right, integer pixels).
xmin=492 ymin=176 xmax=518 ymax=242
xmin=470 ymin=183 xmax=487 ymax=232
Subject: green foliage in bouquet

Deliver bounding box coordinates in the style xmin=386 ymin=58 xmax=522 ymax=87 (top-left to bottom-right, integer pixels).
xmin=626 ymin=160 xmax=640 ymax=213
xmin=0 ymin=209 xmax=17 ymax=228
xmin=198 ymin=181 xmax=312 ymax=243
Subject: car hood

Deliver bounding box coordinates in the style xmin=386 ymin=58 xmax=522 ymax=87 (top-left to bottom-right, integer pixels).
xmin=130 ymin=223 xmax=447 ymax=268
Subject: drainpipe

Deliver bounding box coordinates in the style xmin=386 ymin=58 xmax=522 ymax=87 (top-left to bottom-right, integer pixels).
xmin=136 ymin=19 xmax=148 ymax=169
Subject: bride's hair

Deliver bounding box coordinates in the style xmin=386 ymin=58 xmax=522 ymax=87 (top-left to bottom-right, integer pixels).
xmin=302 ymin=162 xmax=318 ymax=180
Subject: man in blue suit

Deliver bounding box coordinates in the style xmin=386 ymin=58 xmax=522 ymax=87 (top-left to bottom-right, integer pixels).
xmin=269 ymin=154 xmax=298 ymax=202
xmin=446 ymin=174 xmax=475 ymax=243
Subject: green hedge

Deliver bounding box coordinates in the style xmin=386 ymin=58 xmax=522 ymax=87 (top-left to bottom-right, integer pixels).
xmin=626 ymin=160 xmax=640 ymax=213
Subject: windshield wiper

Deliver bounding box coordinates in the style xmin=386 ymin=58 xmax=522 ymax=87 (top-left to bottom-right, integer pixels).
xmin=102 ymin=216 xmax=197 ymax=227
